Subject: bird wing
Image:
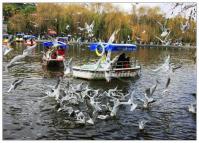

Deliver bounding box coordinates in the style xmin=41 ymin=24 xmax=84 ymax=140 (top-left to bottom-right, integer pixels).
xmin=155 ymin=35 xmax=164 ymax=43
xmin=108 ymin=29 xmax=120 ymax=43
xmin=156 ymin=21 xmax=164 ymax=31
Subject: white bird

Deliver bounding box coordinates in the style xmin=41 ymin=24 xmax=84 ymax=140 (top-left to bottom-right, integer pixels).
xmin=181 ymin=21 xmax=190 ymax=33
xmin=128 ymin=90 xmax=137 ymax=112
xmin=108 ymin=29 xmax=120 ymax=43
xmin=139 ymin=120 xmax=148 ymax=130
xmin=6 ymin=52 xmax=29 ymax=69
xmin=7 ymin=79 xmax=24 ymax=92
xmin=85 ymin=21 xmax=94 ymax=34
xmin=64 ymin=58 xmax=73 ymax=75
xmin=3 ymin=45 xmax=13 ymax=56
xmin=188 ymin=104 xmax=196 ymax=114
xmin=77 ymin=27 xmax=85 ymax=31
xmin=97 ymin=115 xmax=109 ymax=120
xmin=152 ymin=55 xmax=170 ymax=72
xmin=110 ymin=99 xmax=129 ymax=117
xmin=66 ymin=24 xmax=70 ymax=30
xmin=145 ymin=80 xmax=160 ymax=97
xmin=3 ymin=40 xmax=14 ymax=56
xmin=45 ymin=78 xmax=61 ymax=101
xmin=105 ymin=71 xmax=111 ymax=82
xmin=138 ymin=91 xmax=155 ymax=109
xmin=156 ymin=20 xmax=170 ymax=37
xmin=142 ymin=30 xmax=146 ymax=34
xmin=76 ymin=111 xmax=86 ymax=124
xmin=23 ymin=43 xmax=37 ymax=55
xmin=86 ymin=116 xmax=94 ymax=125
xmin=154 ymin=31 xmax=171 ymax=45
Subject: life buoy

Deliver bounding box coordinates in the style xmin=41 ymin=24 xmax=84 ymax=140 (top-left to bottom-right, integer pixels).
xmin=95 ymin=43 xmax=105 ymax=57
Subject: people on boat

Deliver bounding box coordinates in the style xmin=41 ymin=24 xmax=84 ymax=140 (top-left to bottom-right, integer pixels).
xmin=56 ymin=47 xmax=65 ymax=57
xmin=116 ymin=53 xmax=130 ymax=68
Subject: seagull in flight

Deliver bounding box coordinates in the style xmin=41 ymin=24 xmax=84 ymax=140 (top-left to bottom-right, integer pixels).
xmin=7 ymin=78 xmax=24 ymax=93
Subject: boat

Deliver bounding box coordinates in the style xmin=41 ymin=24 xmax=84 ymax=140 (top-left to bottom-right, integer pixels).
xmin=3 ymin=34 xmax=11 ymax=45
xmin=71 ymin=42 xmax=141 ymax=80
xmin=24 ymin=35 xmax=37 ymax=46
xmin=56 ymin=37 xmax=68 ymax=44
xmin=42 ymin=41 xmax=68 ymax=69
xmin=15 ymin=33 xmax=24 ymax=42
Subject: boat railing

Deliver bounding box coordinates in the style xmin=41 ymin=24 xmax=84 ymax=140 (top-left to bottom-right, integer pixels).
xmin=112 ymin=59 xmax=139 ymax=69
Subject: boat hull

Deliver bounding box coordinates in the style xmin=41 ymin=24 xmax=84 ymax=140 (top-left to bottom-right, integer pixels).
xmin=43 ymin=59 xmax=64 ymax=70
xmin=72 ymin=66 xmax=141 ymax=80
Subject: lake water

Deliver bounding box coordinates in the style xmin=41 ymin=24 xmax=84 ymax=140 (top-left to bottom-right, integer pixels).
xmin=2 ymin=43 xmax=196 ymax=140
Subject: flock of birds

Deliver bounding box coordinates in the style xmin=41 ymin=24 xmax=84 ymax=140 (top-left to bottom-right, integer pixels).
xmin=5 ymin=53 xmax=196 ymax=131
xmin=153 ymin=18 xmax=191 ymax=46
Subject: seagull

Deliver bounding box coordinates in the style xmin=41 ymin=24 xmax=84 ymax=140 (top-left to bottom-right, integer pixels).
xmin=110 ymin=99 xmax=129 ymax=117
xmin=139 ymin=120 xmax=148 ymax=130
xmin=77 ymin=27 xmax=85 ymax=31
xmin=3 ymin=40 xmax=14 ymax=56
xmin=64 ymin=58 xmax=73 ymax=75
xmin=181 ymin=21 xmax=190 ymax=33
xmin=145 ymin=80 xmax=160 ymax=97
xmin=169 ymin=61 xmax=183 ymax=73
xmin=85 ymin=21 xmax=94 ymax=34
xmin=105 ymin=71 xmax=111 ymax=82
xmin=7 ymin=78 xmax=24 ymax=92
xmin=188 ymin=104 xmax=196 ymax=114
xmin=86 ymin=114 xmax=94 ymax=125
xmin=3 ymin=45 xmax=13 ymax=56
xmin=6 ymin=52 xmax=29 ymax=69
xmin=152 ymin=55 xmax=170 ymax=72
xmin=162 ymin=76 xmax=171 ymax=94
xmin=45 ymin=78 xmax=61 ymax=101
xmin=156 ymin=19 xmax=170 ymax=37
xmin=137 ymin=91 xmax=155 ymax=109
xmin=154 ymin=31 xmax=171 ymax=45
xmin=108 ymin=29 xmax=120 ymax=43
xmin=75 ymin=111 xmax=86 ymax=124
xmin=97 ymin=115 xmax=109 ymax=120
xmin=66 ymin=24 xmax=70 ymax=30
xmin=128 ymin=90 xmax=137 ymax=112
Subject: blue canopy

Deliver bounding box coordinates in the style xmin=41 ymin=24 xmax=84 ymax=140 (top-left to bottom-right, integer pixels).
xmin=24 ymin=35 xmax=36 ymax=39
xmin=89 ymin=43 xmax=137 ymax=52
xmin=43 ymin=41 xmax=68 ymax=49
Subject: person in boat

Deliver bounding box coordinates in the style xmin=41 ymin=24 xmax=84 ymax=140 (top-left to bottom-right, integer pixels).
xmin=116 ymin=53 xmax=126 ymax=68
xmin=124 ymin=56 xmax=130 ymax=68
xmin=30 ymin=38 xmax=34 ymax=46
xmin=56 ymin=47 xmax=65 ymax=57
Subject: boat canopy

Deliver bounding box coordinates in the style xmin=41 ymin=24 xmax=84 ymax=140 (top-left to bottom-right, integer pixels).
xmin=89 ymin=43 xmax=137 ymax=52
xmin=43 ymin=41 xmax=68 ymax=49
xmin=16 ymin=33 xmax=24 ymax=36
xmin=24 ymin=35 xmax=36 ymax=39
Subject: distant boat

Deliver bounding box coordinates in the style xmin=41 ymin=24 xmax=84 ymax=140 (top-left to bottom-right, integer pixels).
xmin=15 ymin=33 xmax=24 ymax=42
xmin=3 ymin=34 xmax=10 ymax=45
xmin=24 ymin=35 xmax=37 ymax=46
xmin=42 ymin=41 xmax=68 ymax=69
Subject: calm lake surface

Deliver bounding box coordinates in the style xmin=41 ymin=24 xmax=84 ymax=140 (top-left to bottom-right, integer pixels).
xmin=3 ymin=43 xmax=196 ymax=140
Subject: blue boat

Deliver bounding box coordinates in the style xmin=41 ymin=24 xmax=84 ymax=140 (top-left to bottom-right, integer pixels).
xmin=42 ymin=41 xmax=68 ymax=69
